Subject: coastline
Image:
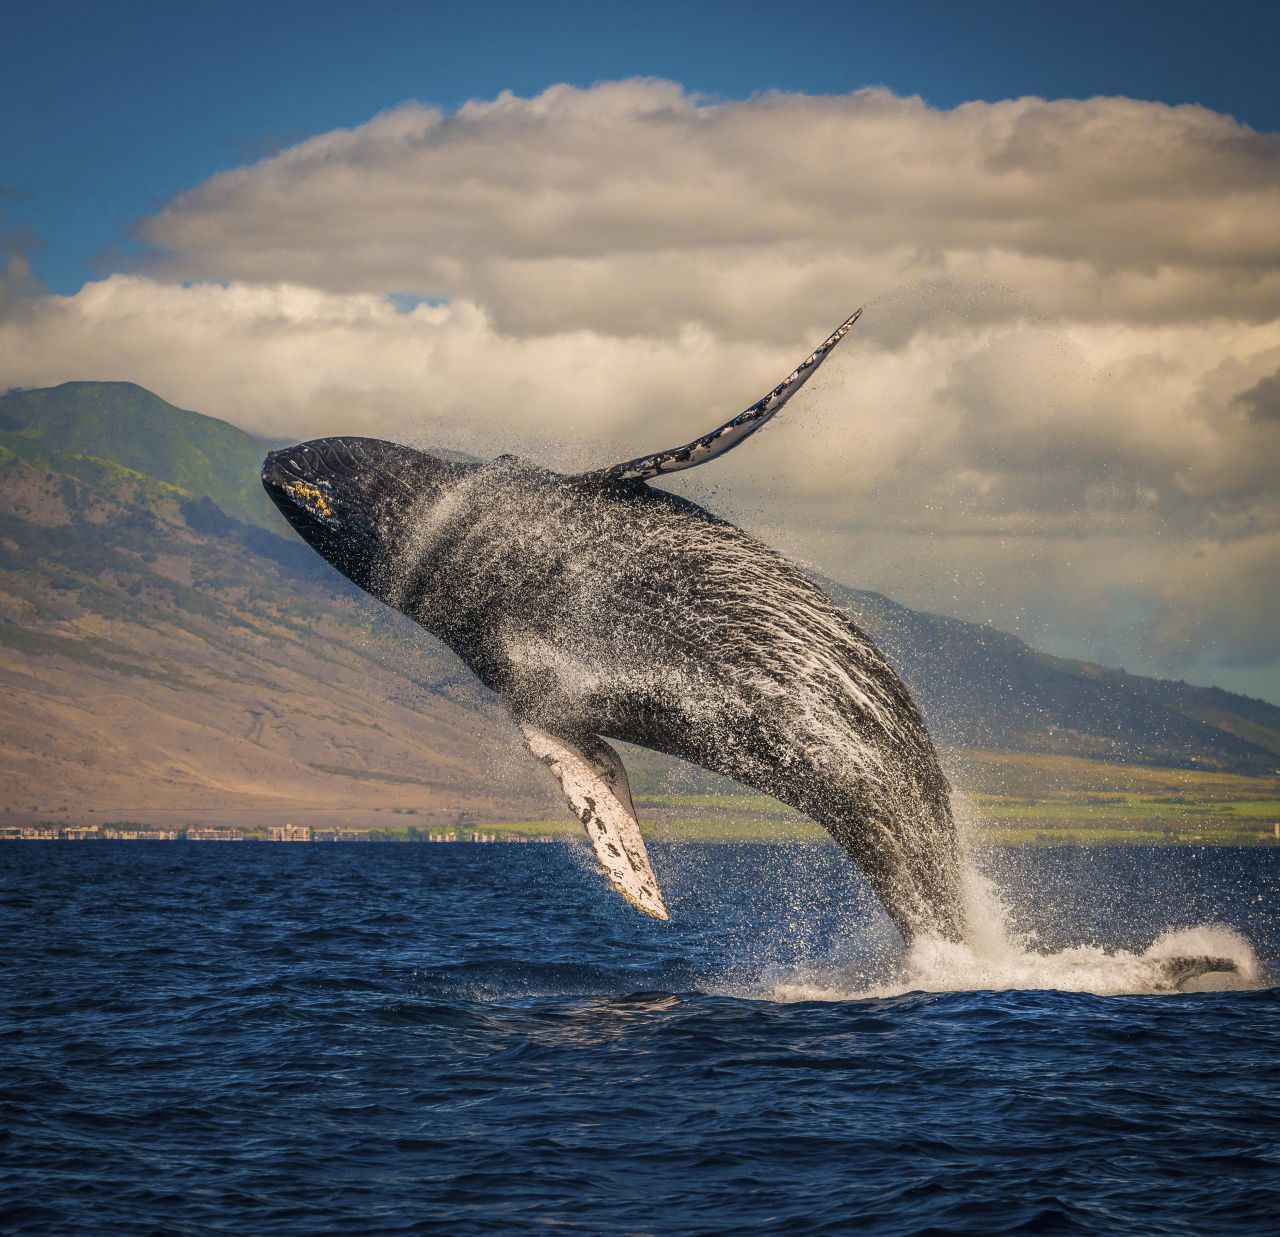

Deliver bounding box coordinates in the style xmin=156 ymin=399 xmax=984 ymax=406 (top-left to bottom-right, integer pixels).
xmin=5 ymin=751 xmax=1277 ymax=847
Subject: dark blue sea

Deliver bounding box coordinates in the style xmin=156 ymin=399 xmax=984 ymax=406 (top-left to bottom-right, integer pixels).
xmin=2 ymin=841 xmax=1277 ymax=1233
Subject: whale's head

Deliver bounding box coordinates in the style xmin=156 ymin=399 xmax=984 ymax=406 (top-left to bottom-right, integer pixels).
xmin=261 ymin=436 xmax=472 ymax=599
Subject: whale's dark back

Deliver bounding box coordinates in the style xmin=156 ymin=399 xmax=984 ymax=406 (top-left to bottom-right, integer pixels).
xmin=370 ymin=455 xmax=962 ymax=939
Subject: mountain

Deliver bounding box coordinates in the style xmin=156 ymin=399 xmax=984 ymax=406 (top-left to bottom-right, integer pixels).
xmin=1 ymin=381 xmax=1277 ymax=829
xmin=824 ymin=584 xmax=1280 ymax=774
xmin=0 ymin=382 xmax=554 ymax=829
xmin=0 ymin=380 xmax=280 ymax=531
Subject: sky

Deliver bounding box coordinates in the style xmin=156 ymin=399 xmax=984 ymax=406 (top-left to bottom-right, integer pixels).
xmin=3 ymin=1 xmax=1279 ymax=703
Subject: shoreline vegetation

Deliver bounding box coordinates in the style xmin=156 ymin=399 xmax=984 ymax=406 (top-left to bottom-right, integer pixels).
xmin=6 ymin=753 xmax=1279 ymax=847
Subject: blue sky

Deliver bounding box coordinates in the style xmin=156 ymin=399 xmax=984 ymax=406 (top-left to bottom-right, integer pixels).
xmin=3 ymin=0 xmax=1278 ymax=294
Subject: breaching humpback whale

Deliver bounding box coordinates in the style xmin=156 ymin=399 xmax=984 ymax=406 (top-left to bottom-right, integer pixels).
xmin=262 ymin=310 xmax=965 ymax=942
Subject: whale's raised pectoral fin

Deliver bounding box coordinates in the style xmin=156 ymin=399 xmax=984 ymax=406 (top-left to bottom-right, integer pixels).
xmin=576 ymin=307 xmax=862 ymax=485
xmin=520 ymin=724 xmax=669 ymax=920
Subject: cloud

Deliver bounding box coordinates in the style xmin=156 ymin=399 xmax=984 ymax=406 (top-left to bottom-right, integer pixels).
xmin=3 ymin=81 xmax=1279 ymax=693
xmin=1234 ymin=368 xmax=1280 ymax=422
xmin=0 ymin=255 xmax=40 ymax=320
xmin=137 ymin=82 xmax=1280 ymax=336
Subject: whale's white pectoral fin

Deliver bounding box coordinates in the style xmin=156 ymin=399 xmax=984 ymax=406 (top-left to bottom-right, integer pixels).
xmin=521 ymin=724 xmax=669 ymax=921
xmin=577 ymin=307 xmax=862 ymax=485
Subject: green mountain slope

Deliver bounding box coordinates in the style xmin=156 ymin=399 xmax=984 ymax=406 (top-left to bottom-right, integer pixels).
xmin=0 ymin=381 xmax=279 ymax=530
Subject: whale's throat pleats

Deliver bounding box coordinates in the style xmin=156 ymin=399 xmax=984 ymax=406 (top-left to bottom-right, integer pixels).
xmin=521 ymin=724 xmax=669 ymax=920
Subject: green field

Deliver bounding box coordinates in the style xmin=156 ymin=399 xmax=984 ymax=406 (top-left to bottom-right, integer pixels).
xmin=951 ymin=749 xmax=1280 ymax=844
xmin=25 ymin=751 xmax=1279 ymax=847
xmin=477 ymin=749 xmax=1280 ymax=845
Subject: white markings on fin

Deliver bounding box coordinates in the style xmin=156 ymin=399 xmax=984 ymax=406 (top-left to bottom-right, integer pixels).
xmin=521 ymin=724 xmax=669 ymax=921
xmin=578 ymin=307 xmax=863 ymax=484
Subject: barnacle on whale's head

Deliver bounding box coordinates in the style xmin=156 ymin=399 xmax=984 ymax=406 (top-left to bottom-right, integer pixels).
xmin=261 ymin=435 xmax=477 ymax=601
xmin=281 ymin=479 xmax=335 ymax=522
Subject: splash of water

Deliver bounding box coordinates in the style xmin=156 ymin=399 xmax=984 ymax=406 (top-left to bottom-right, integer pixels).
xmin=731 ymin=841 xmax=1262 ymax=1002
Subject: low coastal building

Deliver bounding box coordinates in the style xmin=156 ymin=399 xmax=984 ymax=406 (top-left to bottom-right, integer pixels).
xmin=313 ymin=829 xmax=372 ymax=842
xmin=185 ymin=828 xmax=245 ymax=841
xmin=61 ymin=825 xmax=101 ymax=840
xmin=267 ymin=823 xmax=312 ymax=842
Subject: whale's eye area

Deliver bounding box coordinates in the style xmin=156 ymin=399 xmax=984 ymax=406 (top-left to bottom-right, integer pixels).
xmin=282 ymin=479 xmax=337 ymax=523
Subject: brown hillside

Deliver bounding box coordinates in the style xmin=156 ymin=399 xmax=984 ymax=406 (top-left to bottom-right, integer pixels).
xmin=0 ymin=454 xmax=559 ymax=829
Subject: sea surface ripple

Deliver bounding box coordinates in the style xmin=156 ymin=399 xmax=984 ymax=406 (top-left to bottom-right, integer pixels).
xmin=1 ymin=842 xmax=1277 ymax=1233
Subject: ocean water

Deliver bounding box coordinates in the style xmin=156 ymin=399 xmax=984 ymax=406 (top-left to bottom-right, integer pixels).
xmin=2 ymin=840 xmax=1277 ymax=1233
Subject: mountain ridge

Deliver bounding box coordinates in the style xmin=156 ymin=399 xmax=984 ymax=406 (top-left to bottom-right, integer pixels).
xmin=1 ymin=380 xmax=281 ymax=531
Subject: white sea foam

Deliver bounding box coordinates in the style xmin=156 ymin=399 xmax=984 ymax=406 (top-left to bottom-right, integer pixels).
xmin=761 ymin=924 xmax=1260 ymax=1001
xmin=749 ymin=856 xmax=1262 ymax=1001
